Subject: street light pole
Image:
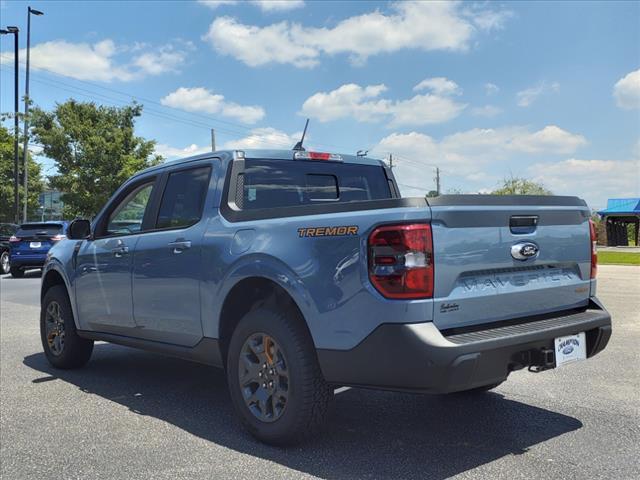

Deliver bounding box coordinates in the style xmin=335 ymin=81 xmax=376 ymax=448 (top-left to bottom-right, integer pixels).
xmin=22 ymin=7 xmax=44 ymax=223
xmin=1 ymin=26 xmax=20 ymax=224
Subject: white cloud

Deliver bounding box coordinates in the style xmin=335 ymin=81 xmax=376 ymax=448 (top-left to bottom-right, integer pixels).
xmin=516 ymin=81 xmax=560 ymax=107
xmin=509 ymin=125 xmax=587 ymax=154
xmin=471 ymin=105 xmax=502 ymax=117
xmin=160 ymin=87 xmax=265 ymax=124
xmin=197 ymin=0 xmax=238 ymax=8
xmin=0 ymin=39 xmax=189 ymax=82
xmin=301 ymin=81 xmax=466 ymax=126
xmin=155 ymin=143 xmax=212 ymax=160
xmin=372 ymin=125 xmax=588 ymax=195
xmin=413 ymin=77 xmax=461 ymax=95
xmin=528 ymin=158 xmax=640 ymax=209
xmin=156 ymin=127 xmax=300 ymax=158
xmin=132 ymin=43 xmax=192 ymax=75
xmin=484 ymin=82 xmax=499 ymax=96
xmin=252 ymin=0 xmax=304 ymax=11
xmin=203 ymin=2 xmax=512 ymax=68
xmin=198 ymin=0 xmax=304 ymax=11
xmin=613 ymin=69 xmax=640 ymax=110
xmin=203 ymin=17 xmax=320 ymax=68
xmin=222 ymin=127 xmax=298 ymax=149
xmin=464 ymin=5 xmax=514 ymax=32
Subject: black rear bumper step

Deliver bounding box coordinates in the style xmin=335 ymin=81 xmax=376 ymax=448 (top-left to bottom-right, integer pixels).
xmin=443 ymin=308 xmax=604 ymax=345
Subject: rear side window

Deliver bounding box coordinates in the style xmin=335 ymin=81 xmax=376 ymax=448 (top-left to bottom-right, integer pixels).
xmin=17 ymin=224 xmax=63 ymax=237
xmin=156 ymin=166 xmax=211 ymax=229
xmin=240 ymin=159 xmax=391 ymax=209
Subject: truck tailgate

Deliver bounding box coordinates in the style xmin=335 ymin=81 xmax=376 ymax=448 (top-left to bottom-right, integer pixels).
xmin=429 ymin=195 xmax=592 ymax=330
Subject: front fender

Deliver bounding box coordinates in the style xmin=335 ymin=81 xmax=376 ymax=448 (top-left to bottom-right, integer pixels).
xmin=41 ymin=258 xmax=81 ymax=330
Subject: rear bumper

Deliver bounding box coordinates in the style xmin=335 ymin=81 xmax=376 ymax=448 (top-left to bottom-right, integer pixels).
xmin=10 ymin=254 xmax=47 ymax=268
xmin=317 ymin=298 xmax=612 ymax=393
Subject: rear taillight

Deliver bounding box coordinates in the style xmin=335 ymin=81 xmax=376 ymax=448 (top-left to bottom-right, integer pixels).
xmin=368 ymin=224 xmax=434 ymax=299
xmin=50 ymin=234 xmax=66 ymax=242
xmin=9 ymin=235 xmax=20 ymax=243
xmin=589 ymin=219 xmax=597 ymax=279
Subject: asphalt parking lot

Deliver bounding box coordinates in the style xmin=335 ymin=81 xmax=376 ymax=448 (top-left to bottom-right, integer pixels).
xmin=1 ymin=266 xmax=639 ymax=479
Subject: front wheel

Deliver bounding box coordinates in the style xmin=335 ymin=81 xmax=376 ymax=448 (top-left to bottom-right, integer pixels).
xmin=1 ymin=251 xmax=9 ymax=275
xmin=226 ymin=307 xmax=332 ymax=445
xmin=40 ymin=285 xmax=94 ymax=369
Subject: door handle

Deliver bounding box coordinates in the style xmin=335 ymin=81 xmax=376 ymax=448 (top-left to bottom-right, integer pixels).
xmin=112 ymin=245 xmax=129 ymax=257
xmin=168 ymin=240 xmax=191 ymax=254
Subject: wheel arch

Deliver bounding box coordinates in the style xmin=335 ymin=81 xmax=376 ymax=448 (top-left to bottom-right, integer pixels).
xmin=41 ymin=265 xmax=80 ymax=329
xmin=41 ymin=269 xmax=66 ymax=298
xmin=218 ymin=276 xmax=314 ymax=368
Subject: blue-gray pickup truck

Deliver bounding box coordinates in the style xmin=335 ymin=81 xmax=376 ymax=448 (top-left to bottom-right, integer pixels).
xmin=40 ymin=149 xmax=611 ymax=444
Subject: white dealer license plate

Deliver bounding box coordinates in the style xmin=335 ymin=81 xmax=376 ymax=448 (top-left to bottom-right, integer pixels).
xmin=554 ymin=332 xmax=586 ymax=367
xmin=30 ymin=242 xmax=41 ymax=249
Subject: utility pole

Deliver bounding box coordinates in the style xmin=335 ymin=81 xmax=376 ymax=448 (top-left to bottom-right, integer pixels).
xmin=388 ymin=154 xmax=393 ymax=169
xmin=1 ymin=26 xmax=20 ymax=223
xmin=211 ymin=129 xmax=216 ymax=152
xmin=435 ymin=167 xmax=441 ymax=195
xmin=22 ymin=6 xmax=44 ymax=223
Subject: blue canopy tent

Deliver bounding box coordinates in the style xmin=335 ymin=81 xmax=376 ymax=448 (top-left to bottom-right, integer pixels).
xmin=598 ymin=198 xmax=640 ymax=246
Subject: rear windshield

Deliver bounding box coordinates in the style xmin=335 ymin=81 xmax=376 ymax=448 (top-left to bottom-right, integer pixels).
xmin=237 ymin=159 xmax=392 ymax=210
xmin=17 ymin=224 xmax=64 ymax=237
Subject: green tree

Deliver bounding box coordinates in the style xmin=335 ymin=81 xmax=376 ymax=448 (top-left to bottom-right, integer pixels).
xmin=30 ymin=100 xmax=162 ymax=218
xmin=0 ymin=125 xmax=44 ymax=222
xmin=492 ymin=176 xmax=552 ymax=195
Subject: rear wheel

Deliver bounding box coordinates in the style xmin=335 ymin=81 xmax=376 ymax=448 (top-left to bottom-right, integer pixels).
xmin=226 ymin=307 xmax=332 ymax=445
xmin=40 ymin=285 xmax=94 ymax=369
xmin=10 ymin=266 xmax=23 ymax=278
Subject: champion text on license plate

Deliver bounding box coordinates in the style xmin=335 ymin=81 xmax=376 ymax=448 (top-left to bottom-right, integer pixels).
xmin=554 ymin=332 xmax=586 ymax=367
xmin=30 ymin=242 xmax=41 ymax=249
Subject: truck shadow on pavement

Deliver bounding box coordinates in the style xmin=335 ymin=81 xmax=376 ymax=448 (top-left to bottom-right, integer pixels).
xmin=24 ymin=344 xmax=582 ymax=480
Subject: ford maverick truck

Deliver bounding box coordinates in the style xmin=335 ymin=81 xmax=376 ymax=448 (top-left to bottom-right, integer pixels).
xmin=40 ymin=149 xmax=611 ymax=444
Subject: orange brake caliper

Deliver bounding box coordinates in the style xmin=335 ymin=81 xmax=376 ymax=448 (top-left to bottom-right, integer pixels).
xmin=264 ymin=335 xmax=274 ymax=365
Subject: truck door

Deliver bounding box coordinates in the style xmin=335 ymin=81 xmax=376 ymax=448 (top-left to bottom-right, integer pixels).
xmin=131 ymin=164 xmax=212 ymax=346
xmin=75 ymin=177 xmax=158 ymax=333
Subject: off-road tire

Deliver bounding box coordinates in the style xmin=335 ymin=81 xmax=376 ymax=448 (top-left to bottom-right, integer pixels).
xmin=226 ymin=306 xmax=332 ymax=445
xmin=40 ymin=285 xmax=94 ymax=369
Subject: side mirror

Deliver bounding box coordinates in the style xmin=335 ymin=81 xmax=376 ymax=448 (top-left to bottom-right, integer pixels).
xmin=68 ymin=219 xmax=92 ymax=240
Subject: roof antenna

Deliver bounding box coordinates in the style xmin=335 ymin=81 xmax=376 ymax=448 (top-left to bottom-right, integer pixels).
xmin=292 ymin=118 xmax=310 ymax=151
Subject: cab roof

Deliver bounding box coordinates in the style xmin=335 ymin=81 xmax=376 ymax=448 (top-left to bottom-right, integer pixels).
xmin=134 ymin=149 xmax=386 ymax=179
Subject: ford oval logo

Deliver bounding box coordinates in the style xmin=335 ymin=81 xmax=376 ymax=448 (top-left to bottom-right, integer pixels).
xmin=562 ymin=345 xmax=574 ymax=355
xmin=511 ymin=242 xmax=539 ymax=261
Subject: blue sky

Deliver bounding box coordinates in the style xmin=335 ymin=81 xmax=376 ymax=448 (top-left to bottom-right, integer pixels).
xmin=1 ymin=0 xmax=639 ymax=209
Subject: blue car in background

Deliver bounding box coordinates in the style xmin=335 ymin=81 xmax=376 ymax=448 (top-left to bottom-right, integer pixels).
xmin=9 ymin=221 xmax=69 ymax=278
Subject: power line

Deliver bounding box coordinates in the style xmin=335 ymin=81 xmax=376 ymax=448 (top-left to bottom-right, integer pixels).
xmin=0 ymin=55 xmax=358 ymax=153
xmin=397 ymin=182 xmax=430 ymax=192
xmin=0 ymin=65 xmax=300 ymax=150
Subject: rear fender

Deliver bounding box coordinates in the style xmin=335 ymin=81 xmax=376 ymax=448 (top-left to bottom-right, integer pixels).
xmin=207 ymin=253 xmax=315 ymax=341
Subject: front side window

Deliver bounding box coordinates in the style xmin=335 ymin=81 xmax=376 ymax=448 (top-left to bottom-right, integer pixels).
xmin=156 ymin=166 xmax=211 ymax=229
xmin=107 ymin=182 xmax=154 ymax=235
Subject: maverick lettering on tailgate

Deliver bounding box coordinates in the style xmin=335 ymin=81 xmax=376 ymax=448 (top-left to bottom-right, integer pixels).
xmin=298 ymin=226 xmax=359 ymax=237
